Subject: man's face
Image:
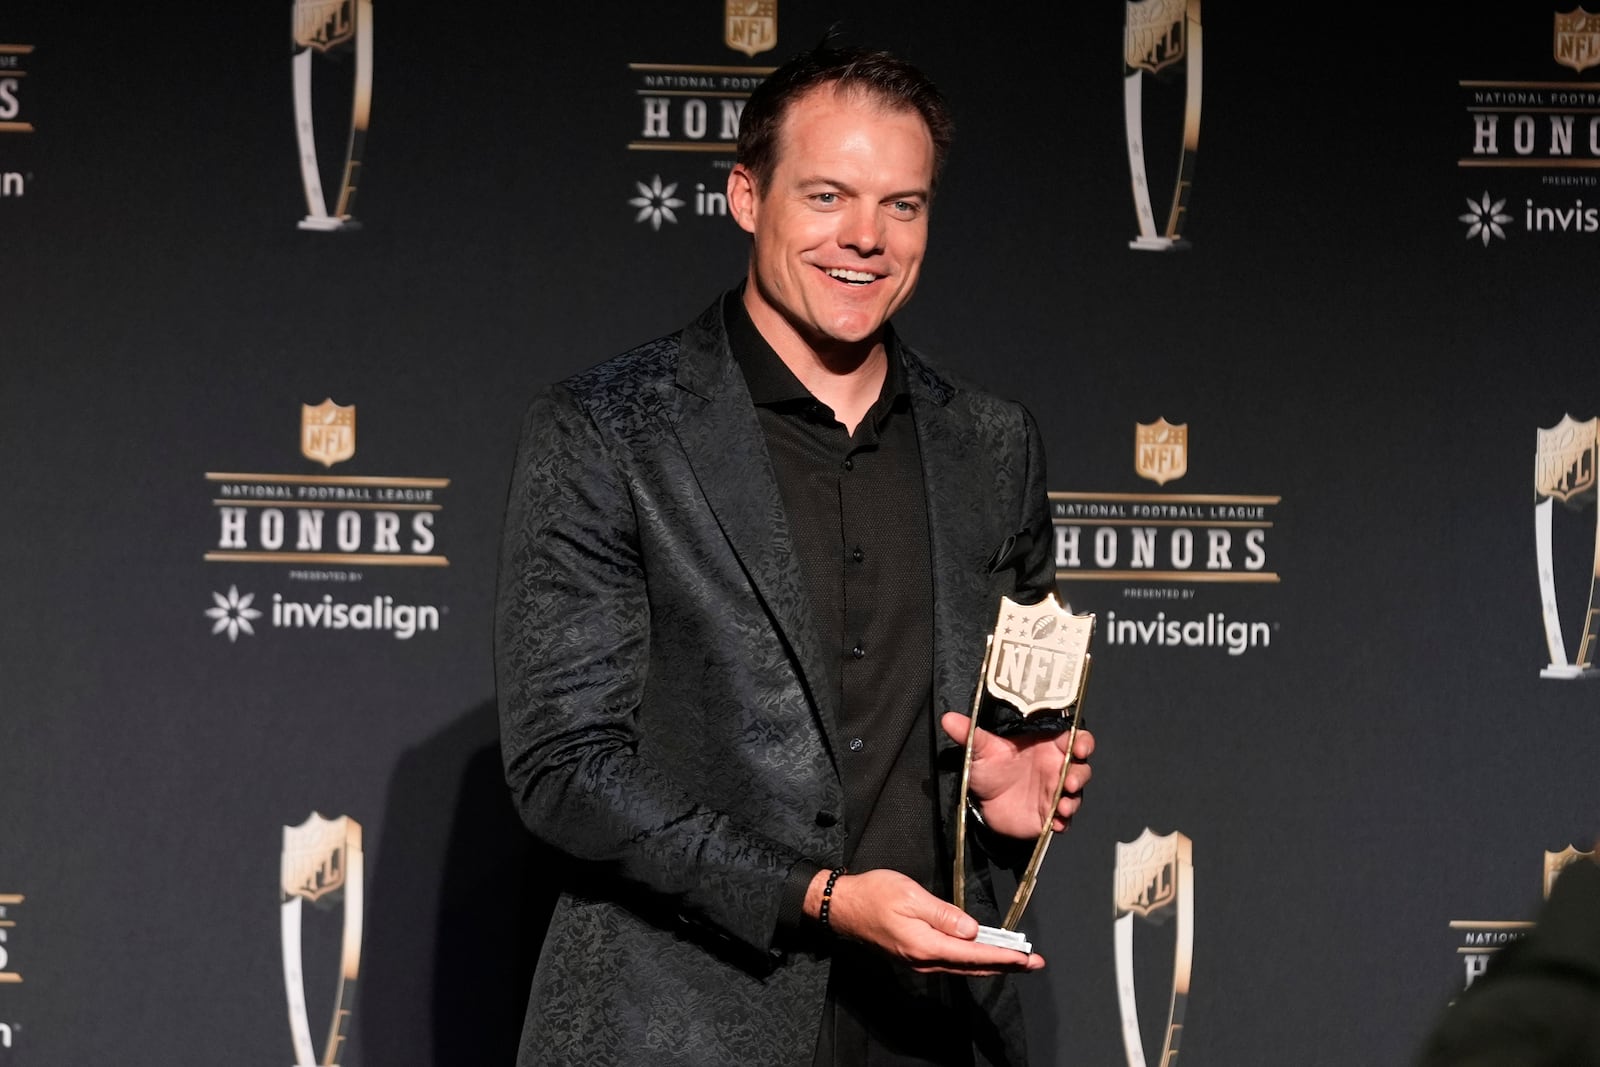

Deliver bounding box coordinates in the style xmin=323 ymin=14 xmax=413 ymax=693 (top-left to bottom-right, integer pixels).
xmin=728 ymin=85 xmax=934 ymax=357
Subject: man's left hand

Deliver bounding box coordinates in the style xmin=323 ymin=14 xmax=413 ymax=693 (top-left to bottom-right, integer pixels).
xmin=940 ymin=712 xmax=1094 ymax=839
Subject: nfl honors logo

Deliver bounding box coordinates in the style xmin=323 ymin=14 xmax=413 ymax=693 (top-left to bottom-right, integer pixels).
xmin=301 ymin=399 xmax=356 ymax=468
xmin=1555 ymin=7 xmax=1600 ymax=73
xmin=725 ymin=0 xmax=777 ymax=58
xmin=1135 ymin=418 xmax=1188 ymax=486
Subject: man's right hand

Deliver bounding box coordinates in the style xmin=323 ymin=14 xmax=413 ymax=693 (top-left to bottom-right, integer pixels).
xmin=804 ymin=867 xmax=1044 ymax=975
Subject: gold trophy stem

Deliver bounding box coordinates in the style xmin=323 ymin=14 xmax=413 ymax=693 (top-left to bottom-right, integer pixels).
xmin=1002 ymin=656 xmax=1091 ymax=931
xmin=952 ymin=635 xmax=994 ymax=913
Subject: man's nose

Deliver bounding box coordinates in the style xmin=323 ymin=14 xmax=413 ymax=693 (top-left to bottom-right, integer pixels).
xmin=839 ymin=203 xmax=884 ymax=254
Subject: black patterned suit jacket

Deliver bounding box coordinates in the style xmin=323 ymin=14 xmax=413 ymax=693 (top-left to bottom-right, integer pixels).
xmin=495 ymin=294 xmax=1056 ymax=1066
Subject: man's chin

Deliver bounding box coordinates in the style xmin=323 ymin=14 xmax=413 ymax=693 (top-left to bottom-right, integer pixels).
xmin=813 ymin=308 xmax=894 ymax=347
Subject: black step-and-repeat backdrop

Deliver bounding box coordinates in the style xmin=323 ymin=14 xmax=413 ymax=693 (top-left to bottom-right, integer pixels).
xmin=6 ymin=3 xmax=1600 ymax=1064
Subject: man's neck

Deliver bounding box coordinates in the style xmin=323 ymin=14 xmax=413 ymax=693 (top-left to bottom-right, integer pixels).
xmin=741 ymin=287 xmax=887 ymax=436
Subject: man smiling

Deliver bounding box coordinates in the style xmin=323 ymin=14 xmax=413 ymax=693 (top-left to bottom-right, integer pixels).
xmin=497 ymin=43 xmax=1093 ymax=1067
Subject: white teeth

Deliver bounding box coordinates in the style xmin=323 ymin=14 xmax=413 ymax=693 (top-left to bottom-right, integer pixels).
xmin=825 ymin=268 xmax=876 ymax=284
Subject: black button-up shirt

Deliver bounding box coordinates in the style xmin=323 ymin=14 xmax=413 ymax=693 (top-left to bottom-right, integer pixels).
xmin=726 ymin=292 xmax=971 ymax=1067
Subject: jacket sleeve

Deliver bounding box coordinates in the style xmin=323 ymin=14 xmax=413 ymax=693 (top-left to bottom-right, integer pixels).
xmin=494 ymin=384 xmax=811 ymax=955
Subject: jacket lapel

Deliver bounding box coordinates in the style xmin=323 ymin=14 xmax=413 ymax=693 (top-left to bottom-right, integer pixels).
xmin=905 ymin=344 xmax=994 ymax=793
xmin=668 ymin=299 xmax=844 ymax=770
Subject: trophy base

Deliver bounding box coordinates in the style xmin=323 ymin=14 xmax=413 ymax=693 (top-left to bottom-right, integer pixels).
xmin=1541 ymin=664 xmax=1596 ymax=679
xmin=298 ymin=215 xmax=361 ymax=232
xmin=975 ymin=925 xmax=1031 ymax=955
xmin=1128 ymin=236 xmax=1191 ymax=252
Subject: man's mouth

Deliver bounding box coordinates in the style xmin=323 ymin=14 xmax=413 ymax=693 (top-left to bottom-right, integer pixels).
xmin=824 ymin=267 xmax=878 ymax=286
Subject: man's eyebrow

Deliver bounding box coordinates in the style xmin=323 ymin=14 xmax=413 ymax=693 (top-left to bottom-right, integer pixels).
xmin=796 ymin=176 xmax=857 ymax=194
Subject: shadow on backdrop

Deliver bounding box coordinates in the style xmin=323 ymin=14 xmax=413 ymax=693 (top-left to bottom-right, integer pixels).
xmin=359 ymin=699 xmax=557 ymax=1065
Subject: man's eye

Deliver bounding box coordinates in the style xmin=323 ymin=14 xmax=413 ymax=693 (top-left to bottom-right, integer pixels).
xmin=892 ymin=200 xmax=920 ymax=216
xmin=814 ymin=192 xmax=837 ymax=204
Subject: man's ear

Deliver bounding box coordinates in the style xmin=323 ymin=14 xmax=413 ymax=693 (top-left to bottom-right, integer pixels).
xmin=727 ymin=164 xmax=758 ymax=235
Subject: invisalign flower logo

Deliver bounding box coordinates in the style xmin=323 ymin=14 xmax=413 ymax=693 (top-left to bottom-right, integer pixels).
xmin=206 ymin=586 xmax=262 ymax=642
xmin=1460 ymin=192 xmax=1513 ymax=246
xmin=629 ymin=175 xmax=685 ymax=231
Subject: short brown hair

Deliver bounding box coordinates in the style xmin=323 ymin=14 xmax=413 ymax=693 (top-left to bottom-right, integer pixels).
xmin=736 ymin=43 xmax=954 ymax=194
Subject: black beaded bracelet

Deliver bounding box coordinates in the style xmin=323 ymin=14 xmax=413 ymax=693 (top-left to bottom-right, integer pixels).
xmin=819 ymin=867 xmax=846 ymax=928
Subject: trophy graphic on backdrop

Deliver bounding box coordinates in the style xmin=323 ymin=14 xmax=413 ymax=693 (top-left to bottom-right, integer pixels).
xmin=1123 ymin=0 xmax=1202 ymax=250
xmin=292 ymin=0 xmax=373 ymax=231
xmin=952 ymin=593 xmax=1094 ymax=954
xmin=281 ymin=813 xmax=364 ymax=1067
xmin=1534 ymin=415 xmax=1600 ymax=679
xmin=1114 ymin=828 xmax=1194 ymax=1067
xmin=1545 ymin=843 xmax=1596 ymax=898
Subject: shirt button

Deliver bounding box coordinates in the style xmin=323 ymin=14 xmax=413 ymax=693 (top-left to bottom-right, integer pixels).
xmin=843 ymin=458 xmax=854 ymax=471
xmin=848 ymin=737 xmax=865 ymax=752
xmin=851 ymin=547 xmax=864 ymax=563
xmin=851 ymin=644 xmax=865 ymax=659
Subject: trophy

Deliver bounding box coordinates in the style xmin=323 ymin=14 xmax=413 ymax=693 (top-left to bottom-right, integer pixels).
xmin=1114 ymin=829 xmax=1193 ymax=1067
xmin=1534 ymin=415 xmax=1600 ymax=678
xmin=1123 ymin=0 xmax=1202 ymax=251
xmin=281 ymin=813 xmax=364 ymax=1067
xmin=1545 ymin=844 xmax=1597 ymax=898
xmin=952 ymin=592 xmax=1095 ymax=953
xmin=292 ymin=0 xmax=373 ymax=231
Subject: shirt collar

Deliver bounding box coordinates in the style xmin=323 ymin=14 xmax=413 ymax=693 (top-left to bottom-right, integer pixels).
xmin=723 ymin=286 xmax=909 ymax=422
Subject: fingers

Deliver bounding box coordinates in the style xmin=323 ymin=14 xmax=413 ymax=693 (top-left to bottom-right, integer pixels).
xmin=1071 ymin=727 xmax=1095 ymax=761
xmin=1062 ymin=756 xmax=1092 ymax=796
xmin=830 ymin=869 xmax=1041 ymax=976
xmin=1052 ymin=730 xmax=1094 ymax=830
xmin=940 ymin=710 xmax=980 ymax=749
xmin=904 ymin=934 xmax=1043 ymax=976
xmin=923 ymin=896 xmax=980 ymax=941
